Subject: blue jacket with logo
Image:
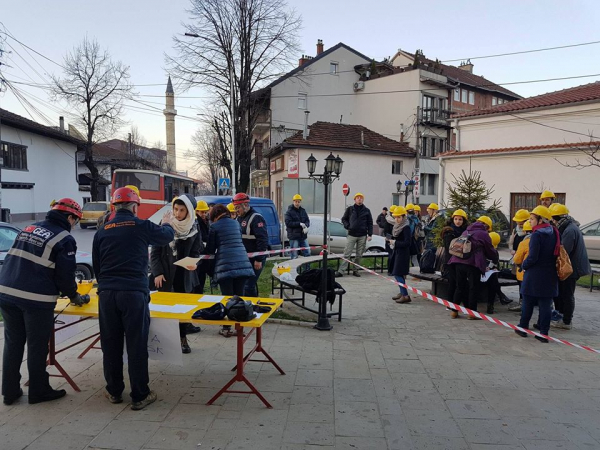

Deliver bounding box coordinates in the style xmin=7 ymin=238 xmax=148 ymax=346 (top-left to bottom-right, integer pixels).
xmin=92 ymin=209 xmax=174 ymax=293
xmin=0 ymin=210 xmax=78 ymax=310
xmin=238 ymin=207 xmax=269 ymax=263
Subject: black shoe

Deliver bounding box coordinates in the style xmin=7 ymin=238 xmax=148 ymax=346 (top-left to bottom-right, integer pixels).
xmin=499 ymin=294 xmax=513 ymax=305
xmin=486 ymin=305 xmax=494 ymax=314
xmin=352 ymin=271 xmax=361 ymax=277
xmin=535 ymin=336 xmax=549 ymax=343
xmin=334 ymin=271 xmax=343 ymax=278
xmin=514 ymin=329 xmax=528 ymax=338
xmin=185 ymin=323 xmax=201 ymax=334
xmin=533 ymin=323 xmax=540 ymax=330
xmin=3 ymin=388 xmax=23 ymax=405
xmin=29 ymin=389 xmax=66 ymax=404
xmin=181 ymin=337 xmax=191 ymax=354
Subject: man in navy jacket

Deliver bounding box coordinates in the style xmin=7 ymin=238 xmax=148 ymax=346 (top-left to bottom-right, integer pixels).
xmin=285 ymin=194 xmax=310 ymax=259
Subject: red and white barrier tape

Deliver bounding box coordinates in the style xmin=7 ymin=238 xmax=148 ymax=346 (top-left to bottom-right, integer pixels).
xmin=195 ymin=245 xmax=320 ymax=261
xmin=334 ymin=254 xmax=600 ymax=355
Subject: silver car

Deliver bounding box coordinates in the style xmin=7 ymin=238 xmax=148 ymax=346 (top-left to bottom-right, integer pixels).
xmin=0 ymin=222 xmax=94 ymax=281
xmin=581 ymin=219 xmax=600 ymax=263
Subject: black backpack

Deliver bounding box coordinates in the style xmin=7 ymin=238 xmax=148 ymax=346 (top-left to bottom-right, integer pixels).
xmin=419 ymin=248 xmax=436 ymax=274
xmin=295 ymin=268 xmax=341 ymax=305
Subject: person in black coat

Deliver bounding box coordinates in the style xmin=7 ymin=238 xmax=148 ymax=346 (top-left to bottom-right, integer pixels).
xmin=376 ymin=207 xmax=388 ymax=236
xmin=205 ymin=204 xmax=255 ymax=337
xmin=440 ymin=210 xmax=468 ymax=318
xmin=151 ymin=194 xmax=202 ymax=353
xmin=388 ymin=206 xmax=412 ymax=304
xmin=193 ymin=200 xmax=211 ymax=294
xmin=337 ymin=193 xmax=373 ymax=277
xmin=284 ymin=195 xmax=311 ymax=259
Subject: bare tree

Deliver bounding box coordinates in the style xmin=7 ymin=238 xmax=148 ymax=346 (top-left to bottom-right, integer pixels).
xmin=556 ymin=140 xmax=600 ymax=170
xmin=188 ymin=126 xmax=229 ymax=194
xmin=167 ymin=0 xmax=301 ymax=192
xmin=51 ymin=37 xmax=132 ymax=200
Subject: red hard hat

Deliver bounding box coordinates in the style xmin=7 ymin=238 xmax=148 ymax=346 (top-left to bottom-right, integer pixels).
xmin=51 ymin=198 xmax=83 ymax=219
xmin=112 ymin=187 xmax=141 ymax=205
xmin=232 ymin=193 xmax=250 ymax=205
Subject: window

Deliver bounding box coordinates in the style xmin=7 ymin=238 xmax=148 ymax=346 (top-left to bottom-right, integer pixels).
xmin=469 ymin=91 xmax=475 ymax=105
xmin=498 ymin=98 xmax=504 ymax=105
xmin=1 ymin=141 xmax=28 ymax=170
xmin=439 ymin=140 xmax=445 ymax=153
xmin=461 ymin=89 xmax=468 ymax=103
xmin=581 ymin=221 xmax=600 ymax=236
xmin=492 ymin=97 xmax=497 ymax=106
xmin=328 ymin=221 xmax=347 ymax=237
xmin=454 ymin=88 xmax=460 ymax=101
xmin=392 ymin=160 xmax=403 ymax=174
xmin=115 ymin=171 xmax=160 ymax=191
xmin=0 ymin=226 xmax=19 ymax=252
xmin=297 ymin=92 xmax=307 ymax=109
xmin=421 ymin=137 xmax=428 ymax=157
xmin=428 ymin=174 xmax=437 ymax=196
xmin=330 ymin=62 xmax=339 ymax=74
xmin=430 ymin=139 xmax=437 ymax=157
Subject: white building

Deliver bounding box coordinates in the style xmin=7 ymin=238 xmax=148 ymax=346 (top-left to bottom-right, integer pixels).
xmin=0 ymin=108 xmax=84 ymax=221
xmin=441 ymin=82 xmax=600 ymax=226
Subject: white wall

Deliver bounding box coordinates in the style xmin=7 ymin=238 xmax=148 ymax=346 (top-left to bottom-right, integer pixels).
xmin=1 ymin=125 xmax=81 ymax=219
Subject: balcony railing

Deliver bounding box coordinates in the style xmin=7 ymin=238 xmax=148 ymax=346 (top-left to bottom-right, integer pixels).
xmin=420 ymin=107 xmax=451 ymax=126
xmin=250 ymin=157 xmax=269 ymax=171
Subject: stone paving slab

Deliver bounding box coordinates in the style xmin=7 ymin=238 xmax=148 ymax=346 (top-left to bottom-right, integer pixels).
xmin=0 ymin=271 xmax=600 ymax=449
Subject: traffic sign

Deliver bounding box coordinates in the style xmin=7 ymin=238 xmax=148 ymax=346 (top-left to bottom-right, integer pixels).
xmin=218 ymin=178 xmax=230 ymax=191
xmin=342 ymin=183 xmax=350 ymax=196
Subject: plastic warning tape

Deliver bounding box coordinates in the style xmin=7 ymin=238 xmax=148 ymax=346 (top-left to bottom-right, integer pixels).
xmin=195 ymin=246 xmax=321 ymax=260
xmin=335 ymin=255 xmax=600 ymax=355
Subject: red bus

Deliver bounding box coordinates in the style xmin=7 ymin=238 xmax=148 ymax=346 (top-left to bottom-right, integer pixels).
xmin=112 ymin=169 xmax=198 ymax=219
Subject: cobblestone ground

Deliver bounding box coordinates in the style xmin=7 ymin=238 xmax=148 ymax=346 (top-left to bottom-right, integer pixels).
xmin=1 ymin=270 xmax=599 ymax=450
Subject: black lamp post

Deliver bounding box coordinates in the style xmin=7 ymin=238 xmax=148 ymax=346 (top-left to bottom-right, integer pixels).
xmin=306 ymin=152 xmax=344 ymax=331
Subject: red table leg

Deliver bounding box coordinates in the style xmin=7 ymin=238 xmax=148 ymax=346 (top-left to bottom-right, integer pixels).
xmin=231 ymin=327 xmax=285 ymax=375
xmin=207 ymin=324 xmax=281 ymax=408
xmin=47 ymin=328 xmax=81 ymax=392
xmin=77 ymin=334 xmax=101 ymax=359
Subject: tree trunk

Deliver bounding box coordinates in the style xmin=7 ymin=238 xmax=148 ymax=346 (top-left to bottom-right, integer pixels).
xmin=83 ymin=142 xmax=100 ymax=201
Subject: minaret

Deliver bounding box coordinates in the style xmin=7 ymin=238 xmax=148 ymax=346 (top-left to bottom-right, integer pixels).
xmin=163 ymin=76 xmax=177 ymax=171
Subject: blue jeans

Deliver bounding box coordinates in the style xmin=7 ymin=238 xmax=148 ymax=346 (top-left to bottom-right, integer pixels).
xmin=394 ymin=276 xmax=409 ymax=296
xmin=0 ymin=301 xmax=54 ymax=399
xmin=289 ymin=239 xmax=310 ymax=259
xmin=99 ymin=290 xmax=151 ymax=402
xmin=520 ymin=294 xmax=552 ymax=335
xmin=244 ymin=262 xmax=264 ymax=297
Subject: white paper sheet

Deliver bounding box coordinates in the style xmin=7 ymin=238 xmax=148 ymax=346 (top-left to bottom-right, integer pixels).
xmin=198 ymin=295 xmax=225 ymax=303
xmin=149 ymin=304 xmax=197 ymax=314
xmin=173 ymin=257 xmax=201 ymax=268
xmin=481 ymin=269 xmax=499 ymax=282
xmin=147 ymin=318 xmax=183 ymax=365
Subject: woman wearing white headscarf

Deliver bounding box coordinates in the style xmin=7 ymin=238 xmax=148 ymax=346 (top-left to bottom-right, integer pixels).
xmin=151 ymin=194 xmax=202 ymax=353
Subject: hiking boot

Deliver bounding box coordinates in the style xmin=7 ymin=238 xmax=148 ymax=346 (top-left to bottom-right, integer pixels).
xmin=29 ymin=389 xmax=66 ymax=404
xmin=498 ymin=293 xmax=513 ymax=305
xmin=450 ymin=310 xmax=459 ymax=319
xmin=392 ymin=293 xmax=403 ymax=301
xmin=508 ymin=303 xmax=522 ymax=312
xmin=3 ymin=388 xmax=23 ymax=406
xmin=334 ymin=271 xmax=343 ymax=278
xmin=514 ymin=329 xmax=528 ymax=338
xmin=535 ymin=335 xmax=549 ymax=343
xmin=397 ymin=296 xmax=411 ymax=304
xmin=352 ymin=271 xmax=361 ymax=277
xmin=551 ymin=310 xmax=563 ymax=322
xmin=551 ymin=320 xmax=572 ymax=330
xmin=181 ymin=337 xmax=191 ymax=354
xmin=105 ymin=390 xmax=123 ymax=404
xmin=185 ymin=323 xmax=201 ymax=334
xmin=486 ymin=305 xmax=494 ymax=314
xmin=131 ymin=391 xmax=157 ymax=411
xmin=533 ymin=323 xmax=540 ymax=330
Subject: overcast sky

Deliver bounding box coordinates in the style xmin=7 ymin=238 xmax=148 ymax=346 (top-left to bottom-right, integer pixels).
xmin=1 ymin=0 xmax=600 ymax=175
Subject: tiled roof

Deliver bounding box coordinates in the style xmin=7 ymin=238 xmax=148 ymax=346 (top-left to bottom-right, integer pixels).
xmin=440 ymin=141 xmax=600 ymax=158
xmin=0 ymin=108 xmax=84 ymax=145
xmin=454 ymin=82 xmax=600 ymax=118
xmin=280 ymin=121 xmax=415 ymax=154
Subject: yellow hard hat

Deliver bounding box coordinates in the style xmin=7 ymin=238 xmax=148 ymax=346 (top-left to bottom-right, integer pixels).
xmin=489 ymin=232 xmax=501 ymax=248
xmin=393 ymin=205 xmax=407 ymax=217
xmin=354 ymin=192 xmax=364 ymax=199
xmin=414 ymin=205 xmax=421 ymax=212
xmin=531 ymin=205 xmax=552 ymax=220
xmin=427 ymin=203 xmax=439 ymax=210
xmin=549 ymin=203 xmax=569 ymax=217
xmin=405 ymin=203 xmax=415 ymax=211
xmin=293 ymin=194 xmax=302 ymax=201
xmin=195 ymin=200 xmax=209 ymax=212
xmin=389 ymin=205 xmax=397 ymax=213
xmin=540 ymin=190 xmax=555 ymax=200
xmin=452 ymin=209 xmax=468 ymax=219
xmin=227 ymin=203 xmax=235 ymax=213
xmin=125 ymin=185 xmax=142 ymax=200
xmin=477 ymin=216 xmax=493 ymax=230
xmin=523 ymin=220 xmax=532 ymax=232
xmin=512 ymin=209 xmax=530 ymax=222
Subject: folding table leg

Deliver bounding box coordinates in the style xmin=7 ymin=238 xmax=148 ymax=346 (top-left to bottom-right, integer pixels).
xmin=47 ymin=329 xmax=81 ymax=392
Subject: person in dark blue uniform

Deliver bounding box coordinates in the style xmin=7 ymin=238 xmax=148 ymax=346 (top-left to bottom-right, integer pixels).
xmin=233 ymin=193 xmax=268 ymax=297
xmin=0 ymin=198 xmax=87 ymax=405
xmin=92 ymin=187 xmax=174 ymax=411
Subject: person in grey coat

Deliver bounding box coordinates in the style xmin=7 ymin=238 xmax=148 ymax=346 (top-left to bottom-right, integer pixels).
xmin=550 ymin=204 xmax=591 ymax=330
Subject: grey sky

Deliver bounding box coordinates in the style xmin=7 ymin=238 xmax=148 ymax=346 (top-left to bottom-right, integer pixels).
xmin=2 ymin=0 xmax=600 ymax=175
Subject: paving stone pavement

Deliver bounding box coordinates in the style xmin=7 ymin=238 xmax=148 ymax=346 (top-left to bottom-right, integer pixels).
xmin=1 ymin=270 xmax=600 ymax=449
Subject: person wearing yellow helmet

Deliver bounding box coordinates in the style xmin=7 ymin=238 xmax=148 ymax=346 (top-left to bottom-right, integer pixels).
xmin=226 ymin=203 xmax=236 ymax=219
xmin=514 ymin=205 xmax=561 ymax=342
xmin=441 ymin=209 xmax=469 ymax=318
xmin=549 ymin=204 xmax=591 ymax=330
xmin=539 ymin=190 xmax=555 ymax=208
xmin=285 ymin=194 xmax=310 ymax=260
xmin=336 ymin=193 xmax=373 ymax=277
xmin=193 ymin=199 xmax=211 ymax=297
xmin=423 ymin=203 xmax=440 ymax=250
xmin=404 ymin=204 xmax=422 ymax=263
xmin=509 ymin=209 xmax=530 ymax=258
xmin=389 ymin=205 xmax=411 ymax=303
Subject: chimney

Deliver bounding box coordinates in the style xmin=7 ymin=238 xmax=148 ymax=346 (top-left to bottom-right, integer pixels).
xmin=299 ymin=54 xmax=309 ymax=67
xmin=59 ymin=116 xmax=65 ymax=133
xmin=303 ymin=110 xmax=310 ymax=140
xmin=316 ymin=39 xmax=324 ymax=55
xmin=400 ymin=123 xmax=404 ymax=142
xmin=459 ymin=59 xmax=474 ymax=74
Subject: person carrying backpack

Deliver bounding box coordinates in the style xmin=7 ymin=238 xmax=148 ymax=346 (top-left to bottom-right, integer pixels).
xmin=441 ymin=209 xmax=468 ymax=319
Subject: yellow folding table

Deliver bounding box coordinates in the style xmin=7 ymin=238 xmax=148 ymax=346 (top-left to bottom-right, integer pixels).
xmin=52 ymin=291 xmax=285 ymax=408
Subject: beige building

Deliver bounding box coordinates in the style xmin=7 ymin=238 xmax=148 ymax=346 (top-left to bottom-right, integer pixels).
xmin=441 ymin=82 xmax=600 ymax=226
xmin=266 ymin=122 xmax=415 ymax=221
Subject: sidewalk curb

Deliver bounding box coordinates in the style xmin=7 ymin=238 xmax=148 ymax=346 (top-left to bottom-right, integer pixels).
xmin=266 ymin=318 xmax=316 ymax=328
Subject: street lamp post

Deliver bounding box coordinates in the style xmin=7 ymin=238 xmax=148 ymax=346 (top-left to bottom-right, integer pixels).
xmin=306 ymin=152 xmax=344 ymax=331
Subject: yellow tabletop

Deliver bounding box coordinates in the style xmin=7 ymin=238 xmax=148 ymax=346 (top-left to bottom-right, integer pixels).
xmin=55 ymin=290 xmax=283 ymax=328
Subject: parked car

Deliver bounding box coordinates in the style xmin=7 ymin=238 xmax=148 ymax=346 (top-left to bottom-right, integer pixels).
xmin=0 ymin=222 xmax=94 ymax=281
xmin=80 ymin=201 xmax=110 ymax=229
xmin=581 ymin=219 xmax=600 ymax=263
xmin=147 ymin=195 xmax=282 ymax=250
xmin=284 ymin=215 xmax=387 ymax=255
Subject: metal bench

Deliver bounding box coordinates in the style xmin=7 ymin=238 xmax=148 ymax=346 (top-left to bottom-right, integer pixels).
xmin=589 ymin=266 xmax=600 ymax=292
